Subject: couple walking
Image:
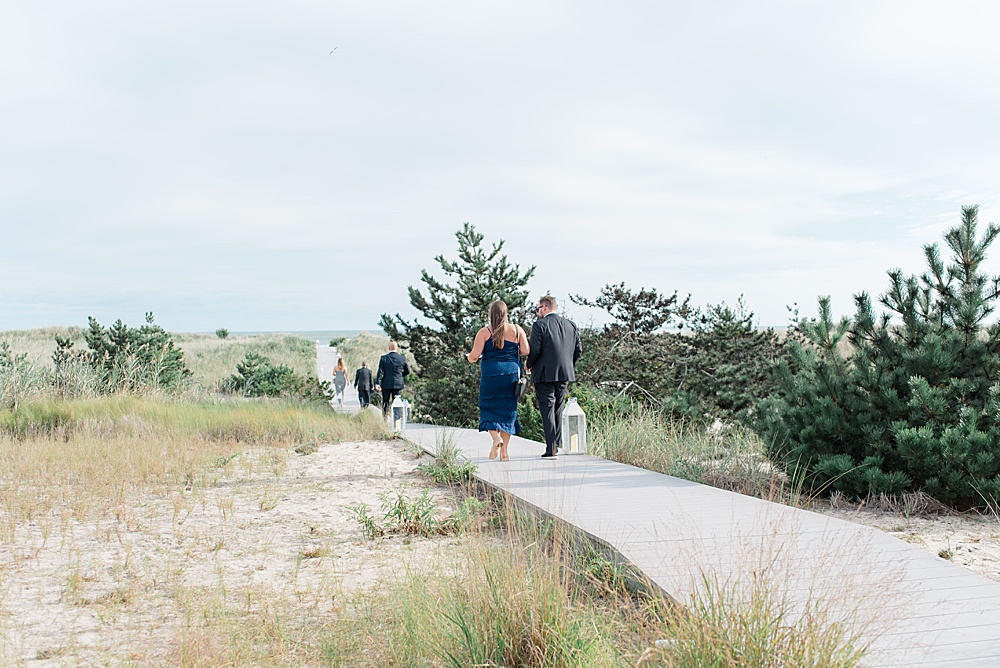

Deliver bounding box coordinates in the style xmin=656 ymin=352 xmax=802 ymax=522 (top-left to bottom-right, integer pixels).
xmin=466 ymin=295 xmax=581 ymax=461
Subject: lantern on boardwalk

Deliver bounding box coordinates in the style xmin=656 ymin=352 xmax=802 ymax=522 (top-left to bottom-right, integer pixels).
xmin=560 ymin=397 xmax=587 ymax=454
xmin=389 ymin=395 xmax=407 ymax=433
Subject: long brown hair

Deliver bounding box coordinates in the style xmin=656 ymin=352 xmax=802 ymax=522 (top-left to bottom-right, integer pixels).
xmin=335 ymin=357 xmax=347 ymax=372
xmin=489 ymin=300 xmax=509 ymax=349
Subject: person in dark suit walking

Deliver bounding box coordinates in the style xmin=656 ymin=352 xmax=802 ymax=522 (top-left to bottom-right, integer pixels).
xmin=354 ymin=360 xmax=374 ymax=408
xmin=526 ymin=295 xmax=582 ymax=459
xmin=375 ymin=341 xmax=410 ymax=415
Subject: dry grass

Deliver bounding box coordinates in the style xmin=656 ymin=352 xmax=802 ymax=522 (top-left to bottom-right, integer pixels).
xmin=0 ymin=327 xmax=318 ymax=393
xmin=589 ymin=404 xmax=787 ymax=500
xmin=0 ymin=396 xmax=389 ymax=535
xmin=0 ymin=327 xmax=86 ymax=366
xmin=0 ymin=390 xmax=886 ymax=666
xmin=175 ymin=332 xmax=316 ymax=390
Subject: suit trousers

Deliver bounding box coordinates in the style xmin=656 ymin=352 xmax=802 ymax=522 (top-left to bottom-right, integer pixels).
xmin=534 ymin=381 xmax=568 ymax=455
xmin=358 ymin=389 xmax=371 ymax=407
xmin=381 ymin=387 xmax=401 ymax=415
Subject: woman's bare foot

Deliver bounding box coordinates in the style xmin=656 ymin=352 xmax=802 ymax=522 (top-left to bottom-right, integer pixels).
xmin=499 ymin=443 xmax=509 ymax=461
xmin=489 ymin=439 xmax=501 ymax=460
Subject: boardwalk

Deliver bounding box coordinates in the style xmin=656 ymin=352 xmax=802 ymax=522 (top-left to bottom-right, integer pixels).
xmin=315 ymin=343 xmax=361 ymax=412
xmin=403 ymin=424 xmax=1000 ymax=667
xmin=312 ymin=345 xmax=1000 ymax=665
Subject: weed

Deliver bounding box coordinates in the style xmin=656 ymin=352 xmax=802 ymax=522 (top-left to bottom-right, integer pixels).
xmin=346 ymin=503 xmax=385 ymax=539
xmin=379 ymin=488 xmax=441 ymax=537
xmin=446 ymin=496 xmax=486 ymax=534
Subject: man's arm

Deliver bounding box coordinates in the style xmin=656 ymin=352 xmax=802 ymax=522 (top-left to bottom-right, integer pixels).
xmin=526 ymin=321 xmax=543 ymax=370
xmin=354 ymin=369 xmax=360 ymax=389
xmin=401 ymin=357 xmax=410 ymax=377
xmin=375 ymin=359 xmax=384 ymax=386
xmin=572 ymin=325 xmax=583 ymax=364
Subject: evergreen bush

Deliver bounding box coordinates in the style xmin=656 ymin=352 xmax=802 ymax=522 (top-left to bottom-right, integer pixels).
xmin=226 ymin=351 xmax=332 ymax=401
xmin=54 ymin=312 xmax=192 ymax=394
xmin=380 ymin=224 xmax=535 ymax=427
xmin=573 ymin=284 xmax=786 ymax=421
xmin=755 ymin=206 xmax=1000 ymax=508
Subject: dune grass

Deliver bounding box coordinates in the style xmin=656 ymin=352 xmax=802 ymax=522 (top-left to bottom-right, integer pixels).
xmin=0 ymin=327 xmax=318 ymax=393
xmin=588 ymin=403 xmax=786 ymax=501
xmin=0 ymin=396 xmax=389 ymax=535
xmin=0 ymin=326 xmax=86 ymax=366
xmin=172 ymin=332 xmax=317 ymax=390
xmin=0 ymin=393 xmax=879 ymax=666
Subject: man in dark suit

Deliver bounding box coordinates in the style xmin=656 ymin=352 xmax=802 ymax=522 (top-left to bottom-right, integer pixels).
xmin=526 ymin=295 xmax=582 ymax=459
xmin=354 ymin=360 xmax=374 ymax=408
xmin=375 ymin=341 xmax=410 ymax=415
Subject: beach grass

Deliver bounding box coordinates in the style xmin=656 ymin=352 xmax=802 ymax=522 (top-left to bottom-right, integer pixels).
xmin=0 ymin=327 xmax=318 ymax=393
xmin=0 ymin=396 xmax=389 ymax=532
xmin=589 ymin=403 xmax=786 ymax=501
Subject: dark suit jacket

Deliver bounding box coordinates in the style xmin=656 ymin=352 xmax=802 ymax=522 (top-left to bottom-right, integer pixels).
xmin=354 ymin=367 xmax=374 ymax=391
xmin=376 ymin=351 xmax=410 ymax=389
xmin=526 ymin=313 xmax=582 ymax=383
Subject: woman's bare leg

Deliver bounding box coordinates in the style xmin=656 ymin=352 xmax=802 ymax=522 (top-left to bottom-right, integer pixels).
xmin=499 ymin=431 xmax=511 ymax=461
xmin=488 ymin=430 xmax=502 ymax=460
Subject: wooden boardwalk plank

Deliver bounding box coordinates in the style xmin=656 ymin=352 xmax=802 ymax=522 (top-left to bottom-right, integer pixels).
xmin=403 ymin=423 xmax=1000 ymax=667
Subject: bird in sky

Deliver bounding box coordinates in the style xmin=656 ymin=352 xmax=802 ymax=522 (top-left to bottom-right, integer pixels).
xmin=329 ymin=47 xmax=338 ymax=54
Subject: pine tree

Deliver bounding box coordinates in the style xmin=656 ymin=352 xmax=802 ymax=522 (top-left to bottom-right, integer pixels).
xmin=79 ymin=312 xmax=191 ymax=393
xmin=756 ymin=206 xmax=1000 ymax=508
xmin=380 ymin=224 xmax=535 ymax=426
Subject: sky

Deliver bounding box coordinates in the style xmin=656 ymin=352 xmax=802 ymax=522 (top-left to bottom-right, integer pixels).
xmin=3 ymin=1 xmax=1000 ymax=333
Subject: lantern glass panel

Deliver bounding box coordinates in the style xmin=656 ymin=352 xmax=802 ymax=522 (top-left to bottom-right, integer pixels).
xmin=560 ymin=398 xmax=587 ymax=454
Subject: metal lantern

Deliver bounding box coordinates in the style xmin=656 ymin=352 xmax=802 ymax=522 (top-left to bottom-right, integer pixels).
xmin=560 ymin=397 xmax=587 ymax=454
xmin=402 ymin=398 xmax=412 ymax=424
xmin=389 ymin=395 xmax=407 ymax=433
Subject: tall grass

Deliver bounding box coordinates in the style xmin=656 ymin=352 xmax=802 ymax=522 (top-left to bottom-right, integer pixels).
xmin=0 ymin=326 xmax=85 ymax=366
xmin=0 ymin=328 xmax=317 ymax=393
xmin=648 ymin=520 xmax=888 ymax=668
xmin=589 ymin=403 xmax=784 ymax=499
xmin=174 ymin=332 xmax=316 ymax=390
xmin=0 ymin=396 xmax=390 ymax=533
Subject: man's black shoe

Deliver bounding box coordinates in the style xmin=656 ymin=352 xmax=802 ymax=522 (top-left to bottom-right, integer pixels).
xmin=541 ymin=453 xmax=557 ymax=459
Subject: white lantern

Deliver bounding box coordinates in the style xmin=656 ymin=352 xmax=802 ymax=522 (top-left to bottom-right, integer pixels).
xmin=402 ymin=398 xmax=412 ymax=424
xmin=560 ymin=397 xmax=587 ymax=454
xmin=389 ymin=395 xmax=407 ymax=433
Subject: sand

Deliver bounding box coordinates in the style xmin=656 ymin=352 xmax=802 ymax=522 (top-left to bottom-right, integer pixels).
xmin=0 ymin=438 xmax=462 ymax=665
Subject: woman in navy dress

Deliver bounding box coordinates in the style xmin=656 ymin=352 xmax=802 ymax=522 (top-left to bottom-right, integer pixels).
xmin=466 ymin=300 xmax=531 ymax=461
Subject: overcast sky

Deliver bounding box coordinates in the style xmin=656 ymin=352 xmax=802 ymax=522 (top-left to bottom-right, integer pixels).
xmin=3 ymin=1 xmax=1000 ymax=333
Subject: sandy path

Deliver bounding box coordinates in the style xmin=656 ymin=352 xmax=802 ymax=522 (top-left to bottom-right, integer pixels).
xmin=0 ymin=439 xmax=460 ymax=665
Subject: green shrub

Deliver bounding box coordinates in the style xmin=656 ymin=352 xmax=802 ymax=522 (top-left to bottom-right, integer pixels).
xmin=226 ymin=351 xmax=332 ymax=402
xmin=574 ymin=286 xmax=787 ymax=421
xmin=755 ymin=206 xmax=1000 ymax=509
xmin=227 ymin=352 xmax=298 ymax=397
xmin=215 ymin=328 xmax=229 ymax=339
xmin=60 ymin=312 xmax=192 ymax=394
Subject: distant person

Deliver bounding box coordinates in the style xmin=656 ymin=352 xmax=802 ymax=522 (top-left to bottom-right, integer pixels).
xmin=354 ymin=360 xmax=374 ymax=408
xmin=375 ymin=341 xmax=410 ymax=415
xmin=526 ymin=295 xmax=582 ymax=459
xmin=467 ymin=300 xmax=530 ymax=462
xmin=333 ymin=357 xmax=349 ymax=409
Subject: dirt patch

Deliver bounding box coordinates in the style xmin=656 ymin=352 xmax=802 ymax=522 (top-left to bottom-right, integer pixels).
xmin=0 ymin=439 xmax=462 ymax=665
xmin=817 ymin=504 xmax=1000 ymax=582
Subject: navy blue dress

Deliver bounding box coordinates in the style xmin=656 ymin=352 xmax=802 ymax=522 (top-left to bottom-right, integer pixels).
xmin=478 ymin=337 xmax=521 ymax=434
